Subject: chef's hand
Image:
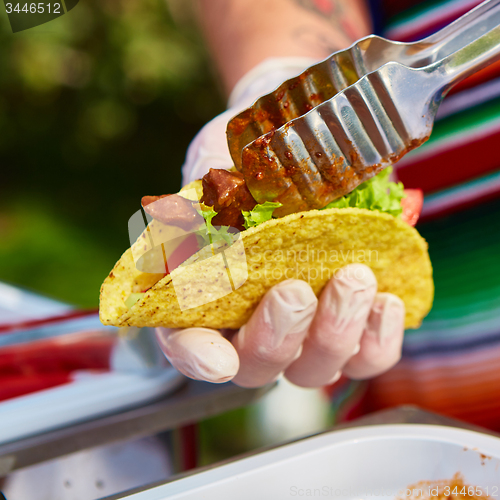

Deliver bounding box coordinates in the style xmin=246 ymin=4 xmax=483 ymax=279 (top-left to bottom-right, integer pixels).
xmin=156 ymin=59 xmax=405 ymax=387
xmin=156 ymin=267 xmax=405 ymax=388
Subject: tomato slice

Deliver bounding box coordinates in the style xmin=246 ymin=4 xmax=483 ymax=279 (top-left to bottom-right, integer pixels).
xmin=401 ymin=189 xmax=423 ymax=226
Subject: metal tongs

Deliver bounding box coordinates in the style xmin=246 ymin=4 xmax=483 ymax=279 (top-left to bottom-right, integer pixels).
xmin=227 ymin=0 xmax=500 ymax=217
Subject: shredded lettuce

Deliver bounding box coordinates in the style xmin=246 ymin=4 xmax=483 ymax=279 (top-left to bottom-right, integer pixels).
xmin=197 ymin=207 xmax=235 ymax=246
xmin=242 ymin=201 xmax=283 ymax=229
xmin=321 ymin=167 xmax=405 ymax=217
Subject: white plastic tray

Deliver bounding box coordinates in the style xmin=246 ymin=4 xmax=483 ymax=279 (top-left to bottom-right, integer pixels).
xmin=121 ymin=424 xmax=500 ymax=500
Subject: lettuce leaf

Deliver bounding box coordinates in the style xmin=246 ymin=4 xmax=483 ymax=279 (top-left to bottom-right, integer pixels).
xmin=242 ymin=201 xmax=283 ymax=229
xmin=197 ymin=207 xmax=235 ymax=246
xmin=321 ymin=167 xmax=405 ymax=217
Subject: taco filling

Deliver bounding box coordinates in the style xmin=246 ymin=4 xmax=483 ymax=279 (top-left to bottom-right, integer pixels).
xmin=99 ymin=146 xmax=432 ymax=331
xmin=126 ymin=166 xmax=423 ymax=308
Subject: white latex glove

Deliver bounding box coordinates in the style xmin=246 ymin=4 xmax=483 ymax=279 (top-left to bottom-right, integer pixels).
xmin=156 ymin=59 xmax=406 ymax=388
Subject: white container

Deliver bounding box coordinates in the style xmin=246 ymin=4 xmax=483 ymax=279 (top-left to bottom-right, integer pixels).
xmin=121 ymin=424 xmax=500 ymax=500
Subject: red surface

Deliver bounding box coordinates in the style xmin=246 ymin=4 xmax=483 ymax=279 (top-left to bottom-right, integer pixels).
xmin=0 ymin=372 xmax=72 ymax=401
xmin=0 ymin=335 xmax=114 ymax=376
xmin=0 ymin=333 xmax=114 ymax=401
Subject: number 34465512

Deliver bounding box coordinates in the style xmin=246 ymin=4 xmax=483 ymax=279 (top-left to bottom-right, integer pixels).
xmin=5 ymin=3 xmax=61 ymax=13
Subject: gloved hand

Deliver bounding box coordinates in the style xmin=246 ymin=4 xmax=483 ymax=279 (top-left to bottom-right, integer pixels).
xmin=156 ymin=59 xmax=406 ymax=388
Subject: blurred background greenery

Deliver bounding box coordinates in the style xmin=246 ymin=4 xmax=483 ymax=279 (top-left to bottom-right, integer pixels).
xmin=0 ymin=0 xmax=225 ymax=307
xmin=0 ymin=2 xmax=333 ymax=466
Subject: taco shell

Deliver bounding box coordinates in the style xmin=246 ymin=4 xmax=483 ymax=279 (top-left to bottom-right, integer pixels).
xmin=100 ymin=203 xmax=434 ymax=330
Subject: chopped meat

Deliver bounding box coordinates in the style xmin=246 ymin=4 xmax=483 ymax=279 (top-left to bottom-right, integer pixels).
xmin=201 ymin=169 xmax=257 ymax=229
xmin=141 ymin=194 xmax=203 ymax=230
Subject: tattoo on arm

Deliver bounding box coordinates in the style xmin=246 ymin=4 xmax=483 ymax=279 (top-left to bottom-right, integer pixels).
xmin=293 ymin=0 xmax=338 ymax=18
xmin=290 ymin=0 xmax=363 ymax=41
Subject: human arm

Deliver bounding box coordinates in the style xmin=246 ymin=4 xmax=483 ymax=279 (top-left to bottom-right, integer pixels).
xmin=156 ymin=0 xmax=405 ymax=389
xmin=196 ymin=0 xmax=371 ymax=95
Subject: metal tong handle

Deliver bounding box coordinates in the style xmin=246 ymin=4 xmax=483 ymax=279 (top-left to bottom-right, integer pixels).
xmin=390 ymin=0 xmax=500 ymax=70
xmin=227 ymin=0 xmax=500 ymax=172
xmin=426 ymin=0 xmax=500 ymax=47
xmin=429 ymin=20 xmax=500 ymax=96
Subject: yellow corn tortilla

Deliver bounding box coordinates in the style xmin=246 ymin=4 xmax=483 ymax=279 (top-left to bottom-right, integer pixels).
xmin=100 ymin=192 xmax=434 ymax=330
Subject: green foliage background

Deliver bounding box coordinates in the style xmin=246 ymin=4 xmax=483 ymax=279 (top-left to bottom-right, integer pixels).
xmin=0 ymin=0 xmax=224 ymax=307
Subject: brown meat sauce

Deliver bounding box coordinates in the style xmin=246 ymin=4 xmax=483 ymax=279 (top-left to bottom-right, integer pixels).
xmin=142 ymin=135 xmax=429 ymax=229
xmin=200 ymin=169 xmax=257 ymax=230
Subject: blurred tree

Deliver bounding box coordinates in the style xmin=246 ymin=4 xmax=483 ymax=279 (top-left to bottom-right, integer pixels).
xmin=0 ymin=0 xmax=224 ymax=306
